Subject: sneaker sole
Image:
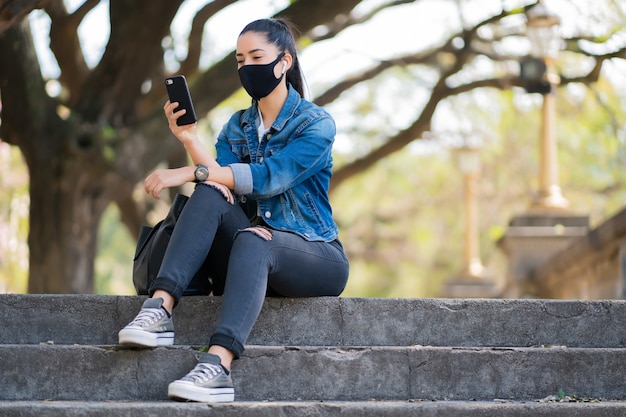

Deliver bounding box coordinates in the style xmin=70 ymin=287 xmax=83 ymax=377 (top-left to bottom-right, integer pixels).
xmin=118 ymin=328 xmax=174 ymax=347
xmin=168 ymin=381 xmax=234 ymax=403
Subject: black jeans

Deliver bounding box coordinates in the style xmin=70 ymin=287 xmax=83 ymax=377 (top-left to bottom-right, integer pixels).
xmin=150 ymin=183 xmax=349 ymax=358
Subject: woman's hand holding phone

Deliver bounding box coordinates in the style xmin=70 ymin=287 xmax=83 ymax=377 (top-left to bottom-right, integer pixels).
xmin=164 ymin=75 xmax=197 ymax=125
xmin=164 ymin=100 xmax=198 ymax=145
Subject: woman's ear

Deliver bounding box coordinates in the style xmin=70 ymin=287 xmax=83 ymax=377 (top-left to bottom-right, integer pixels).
xmin=283 ymin=53 xmax=293 ymax=72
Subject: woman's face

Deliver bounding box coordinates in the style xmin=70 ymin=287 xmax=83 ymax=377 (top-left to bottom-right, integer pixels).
xmin=236 ymin=31 xmax=285 ymax=79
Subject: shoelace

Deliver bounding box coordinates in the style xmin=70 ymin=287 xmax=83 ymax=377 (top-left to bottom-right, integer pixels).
xmin=128 ymin=308 xmax=164 ymax=327
xmin=182 ymin=362 xmax=223 ymax=383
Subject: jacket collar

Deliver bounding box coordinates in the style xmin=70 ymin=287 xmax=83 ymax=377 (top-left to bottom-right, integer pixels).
xmin=242 ymin=85 xmax=301 ymax=132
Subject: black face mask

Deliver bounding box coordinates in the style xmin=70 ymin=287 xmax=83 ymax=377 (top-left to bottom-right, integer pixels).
xmin=238 ymin=52 xmax=286 ymax=100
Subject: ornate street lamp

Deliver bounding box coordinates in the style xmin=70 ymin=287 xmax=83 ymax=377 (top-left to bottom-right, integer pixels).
xmin=497 ymin=2 xmax=590 ymax=299
xmin=522 ymin=1 xmax=569 ymax=210
xmin=442 ymin=139 xmax=499 ymax=298
xmin=526 ymin=2 xmax=561 ymax=59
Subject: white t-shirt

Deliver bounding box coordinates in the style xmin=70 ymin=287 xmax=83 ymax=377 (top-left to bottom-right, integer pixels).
xmin=257 ymin=107 xmax=270 ymax=143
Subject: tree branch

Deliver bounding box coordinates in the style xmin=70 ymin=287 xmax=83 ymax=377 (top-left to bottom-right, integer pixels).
xmin=179 ymin=0 xmax=238 ymax=77
xmin=561 ymin=45 xmax=626 ymax=85
xmin=138 ymin=0 xmax=239 ymax=110
xmin=0 ymin=19 xmax=63 ymax=165
xmin=44 ymin=0 xmax=98 ymax=100
xmin=328 ymin=4 xmax=534 ymax=193
xmin=0 ymin=0 xmax=46 ymax=33
xmin=75 ymin=1 xmax=184 ymax=125
xmin=307 ymin=0 xmax=418 ymax=42
xmin=314 ymin=52 xmax=437 ymax=106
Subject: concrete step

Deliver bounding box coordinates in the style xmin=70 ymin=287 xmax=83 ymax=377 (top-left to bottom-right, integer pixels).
xmin=2 ymin=294 xmax=625 ymax=348
xmin=1 ymin=400 xmax=625 ymax=417
xmin=2 ymin=344 xmax=624 ymax=402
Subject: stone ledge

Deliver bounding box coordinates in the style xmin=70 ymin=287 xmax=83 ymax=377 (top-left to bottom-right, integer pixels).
xmin=1 ymin=295 xmax=625 ymax=348
xmin=1 ymin=400 xmax=625 ymax=417
xmin=2 ymin=344 xmax=625 ymax=402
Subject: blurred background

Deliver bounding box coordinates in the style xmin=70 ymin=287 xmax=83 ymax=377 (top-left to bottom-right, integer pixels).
xmin=0 ymin=0 xmax=625 ymax=298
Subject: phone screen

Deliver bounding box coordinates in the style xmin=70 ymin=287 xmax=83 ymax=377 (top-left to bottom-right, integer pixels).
xmin=165 ymin=75 xmax=198 ymax=126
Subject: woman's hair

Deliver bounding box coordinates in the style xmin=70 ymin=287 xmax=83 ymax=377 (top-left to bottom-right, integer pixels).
xmin=239 ymin=18 xmax=306 ymax=98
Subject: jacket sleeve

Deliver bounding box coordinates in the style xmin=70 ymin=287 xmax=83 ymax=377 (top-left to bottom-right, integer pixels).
xmin=236 ymin=114 xmax=335 ymax=199
xmin=215 ymin=110 xmax=246 ymax=167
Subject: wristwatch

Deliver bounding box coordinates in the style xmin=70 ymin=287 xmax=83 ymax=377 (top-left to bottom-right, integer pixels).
xmin=193 ymin=164 xmax=209 ymax=183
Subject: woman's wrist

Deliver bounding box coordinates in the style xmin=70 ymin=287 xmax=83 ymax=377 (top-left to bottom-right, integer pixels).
xmin=181 ymin=135 xmax=200 ymax=148
xmin=188 ymin=165 xmax=197 ymax=182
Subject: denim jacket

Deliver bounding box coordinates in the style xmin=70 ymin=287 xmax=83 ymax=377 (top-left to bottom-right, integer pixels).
xmin=215 ymin=86 xmax=339 ymax=242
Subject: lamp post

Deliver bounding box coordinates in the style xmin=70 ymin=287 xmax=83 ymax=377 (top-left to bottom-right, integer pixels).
xmin=443 ymin=141 xmax=499 ymax=298
xmin=496 ymin=2 xmax=589 ymax=299
xmin=523 ymin=1 xmax=568 ymax=210
xmin=455 ymin=145 xmax=485 ymax=280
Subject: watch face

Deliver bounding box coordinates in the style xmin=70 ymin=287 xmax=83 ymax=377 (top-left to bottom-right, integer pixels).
xmin=195 ymin=166 xmax=209 ymax=182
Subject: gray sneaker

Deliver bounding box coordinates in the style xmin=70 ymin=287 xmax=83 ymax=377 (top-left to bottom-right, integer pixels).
xmin=118 ymin=298 xmax=174 ymax=347
xmin=168 ymin=353 xmax=235 ymax=402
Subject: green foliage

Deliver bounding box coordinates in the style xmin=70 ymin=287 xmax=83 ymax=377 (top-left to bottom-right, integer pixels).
xmin=0 ymin=142 xmax=29 ymax=293
xmin=332 ymin=78 xmax=626 ymax=298
xmin=333 ymin=145 xmax=461 ymax=298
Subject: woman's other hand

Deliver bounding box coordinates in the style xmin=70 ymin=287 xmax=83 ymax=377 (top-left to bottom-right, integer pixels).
xmin=204 ymin=181 xmax=235 ymax=205
xmin=144 ymin=167 xmax=192 ymax=199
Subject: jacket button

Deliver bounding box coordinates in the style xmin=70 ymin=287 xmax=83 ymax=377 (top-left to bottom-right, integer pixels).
xmin=264 ymin=211 xmax=271 ymax=219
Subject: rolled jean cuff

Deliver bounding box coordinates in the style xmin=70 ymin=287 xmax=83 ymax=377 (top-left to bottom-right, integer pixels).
xmin=229 ymin=163 xmax=253 ymax=195
xmin=149 ymin=277 xmax=184 ymax=306
xmin=210 ymin=333 xmax=244 ymax=359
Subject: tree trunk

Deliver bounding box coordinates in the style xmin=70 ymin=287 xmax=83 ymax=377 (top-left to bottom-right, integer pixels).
xmin=28 ymin=161 xmax=109 ymax=293
xmin=0 ymin=19 xmax=111 ymax=293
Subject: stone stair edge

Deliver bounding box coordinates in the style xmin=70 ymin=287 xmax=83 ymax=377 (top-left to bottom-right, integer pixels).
xmin=4 ymin=293 xmax=626 ymax=318
xmin=1 ymin=400 xmax=625 ymax=417
xmin=3 ymin=343 xmax=624 ymax=351
xmin=2 ymin=344 xmax=625 ymax=402
xmin=3 ymin=293 xmax=626 ymax=348
xmin=4 ymin=292 xmax=626 ymax=303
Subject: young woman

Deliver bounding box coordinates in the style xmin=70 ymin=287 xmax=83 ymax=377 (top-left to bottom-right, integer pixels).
xmin=118 ymin=18 xmax=349 ymax=403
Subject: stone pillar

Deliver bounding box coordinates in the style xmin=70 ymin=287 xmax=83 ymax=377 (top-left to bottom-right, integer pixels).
xmin=497 ymin=211 xmax=589 ymax=298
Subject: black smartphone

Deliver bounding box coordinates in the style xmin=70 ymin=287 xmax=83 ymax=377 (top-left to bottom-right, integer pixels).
xmin=165 ymin=75 xmax=197 ymax=126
